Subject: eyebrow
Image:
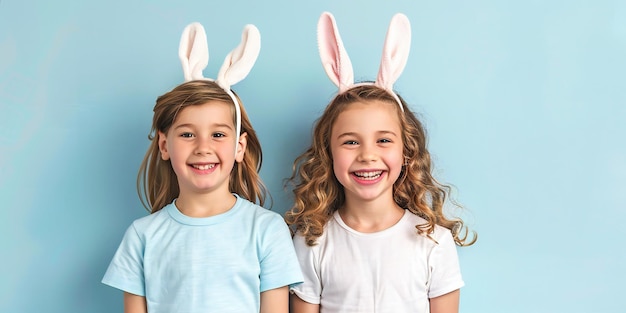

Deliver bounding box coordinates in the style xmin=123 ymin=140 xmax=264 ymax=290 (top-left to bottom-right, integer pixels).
xmin=174 ymin=123 xmax=234 ymax=130
xmin=336 ymin=130 xmax=398 ymax=139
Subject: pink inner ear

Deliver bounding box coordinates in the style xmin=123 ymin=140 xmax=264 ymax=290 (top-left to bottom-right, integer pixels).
xmin=318 ymin=12 xmax=353 ymax=92
xmin=318 ymin=14 xmax=341 ymax=87
xmin=377 ymin=13 xmax=411 ymax=91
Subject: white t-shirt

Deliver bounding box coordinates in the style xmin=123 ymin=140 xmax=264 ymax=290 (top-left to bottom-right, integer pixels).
xmin=102 ymin=194 xmax=303 ymax=313
xmin=291 ymin=209 xmax=463 ymax=313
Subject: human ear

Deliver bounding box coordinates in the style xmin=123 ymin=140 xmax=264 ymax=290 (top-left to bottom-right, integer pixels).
xmin=158 ymin=131 xmax=170 ymax=161
xmin=235 ymin=132 xmax=248 ymax=163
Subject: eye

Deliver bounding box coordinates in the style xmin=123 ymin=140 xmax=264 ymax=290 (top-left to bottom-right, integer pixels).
xmin=343 ymin=140 xmax=358 ymax=145
xmin=378 ymin=138 xmax=392 ymax=143
xmin=213 ymin=132 xmax=226 ymax=138
xmin=180 ymin=132 xmax=194 ymax=138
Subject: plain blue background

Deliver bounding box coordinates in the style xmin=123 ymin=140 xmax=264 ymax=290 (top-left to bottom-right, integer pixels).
xmin=1 ymin=0 xmax=625 ymax=312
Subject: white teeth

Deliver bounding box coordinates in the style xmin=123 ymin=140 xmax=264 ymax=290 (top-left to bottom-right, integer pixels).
xmin=193 ymin=164 xmax=215 ymax=170
xmin=354 ymin=171 xmax=382 ymax=180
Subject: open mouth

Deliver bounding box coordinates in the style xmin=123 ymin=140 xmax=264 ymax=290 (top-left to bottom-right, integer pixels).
xmin=192 ymin=164 xmax=216 ymax=170
xmin=353 ymin=170 xmax=383 ymax=180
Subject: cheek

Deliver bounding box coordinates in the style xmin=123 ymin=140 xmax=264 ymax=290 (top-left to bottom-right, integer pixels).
xmin=389 ymin=149 xmax=405 ymax=169
xmin=331 ymin=156 xmax=342 ymax=174
xmin=330 ymin=152 xmax=348 ymax=176
xmin=332 ymin=160 xmax=350 ymax=186
xmin=331 ymin=150 xmax=347 ymax=166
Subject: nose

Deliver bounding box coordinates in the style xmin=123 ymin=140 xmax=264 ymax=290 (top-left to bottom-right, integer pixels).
xmin=194 ymin=136 xmax=214 ymax=155
xmin=357 ymin=143 xmax=377 ymax=162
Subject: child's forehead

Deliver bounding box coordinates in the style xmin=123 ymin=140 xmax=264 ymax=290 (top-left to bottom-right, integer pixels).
xmin=173 ymin=101 xmax=235 ymax=124
xmin=332 ymin=100 xmax=402 ymax=131
xmin=339 ymin=99 xmax=400 ymax=115
xmin=176 ymin=100 xmax=233 ymax=113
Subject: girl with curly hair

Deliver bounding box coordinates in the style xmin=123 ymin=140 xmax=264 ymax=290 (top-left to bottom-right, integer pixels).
xmin=286 ymin=12 xmax=475 ymax=313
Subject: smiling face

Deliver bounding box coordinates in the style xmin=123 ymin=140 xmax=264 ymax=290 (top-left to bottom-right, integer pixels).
xmin=158 ymin=101 xmax=247 ymax=199
xmin=330 ymin=99 xmax=404 ymax=206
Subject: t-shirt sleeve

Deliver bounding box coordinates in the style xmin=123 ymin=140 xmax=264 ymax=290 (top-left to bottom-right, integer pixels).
xmin=258 ymin=215 xmax=304 ymax=292
xmin=428 ymin=228 xmax=464 ymax=298
xmin=101 ymin=223 xmax=146 ymax=296
xmin=289 ymin=232 xmax=321 ymax=305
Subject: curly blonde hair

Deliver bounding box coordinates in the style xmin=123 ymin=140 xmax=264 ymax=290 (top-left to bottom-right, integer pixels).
xmin=137 ymin=80 xmax=268 ymax=213
xmin=285 ymin=85 xmax=476 ymax=247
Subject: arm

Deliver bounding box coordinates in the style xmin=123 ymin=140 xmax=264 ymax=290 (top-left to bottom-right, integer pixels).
xmin=124 ymin=292 xmax=147 ymax=313
xmin=259 ymin=286 xmax=289 ymax=313
xmin=290 ymin=293 xmax=320 ymax=313
xmin=429 ymin=289 xmax=460 ymax=313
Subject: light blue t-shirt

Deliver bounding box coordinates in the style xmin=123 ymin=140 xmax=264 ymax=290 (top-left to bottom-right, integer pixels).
xmin=102 ymin=194 xmax=303 ymax=313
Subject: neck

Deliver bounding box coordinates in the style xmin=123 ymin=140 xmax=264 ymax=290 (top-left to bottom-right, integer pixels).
xmin=175 ymin=189 xmax=236 ymax=218
xmin=339 ymin=194 xmax=404 ymax=233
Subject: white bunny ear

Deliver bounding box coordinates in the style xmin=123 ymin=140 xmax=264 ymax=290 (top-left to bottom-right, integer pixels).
xmin=376 ymin=13 xmax=411 ymax=92
xmin=179 ymin=22 xmax=209 ymax=81
xmin=317 ymin=12 xmax=354 ymax=93
xmin=215 ymin=24 xmax=261 ymax=91
xmin=214 ymin=24 xmax=261 ymax=148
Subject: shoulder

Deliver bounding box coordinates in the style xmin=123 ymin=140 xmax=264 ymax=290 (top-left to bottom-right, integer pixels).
xmin=292 ymin=216 xmax=333 ymax=250
xmin=432 ymin=224 xmax=455 ymax=246
xmin=292 ymin=230 xmax=319 ymax=256
xmin=236 ymin=197 xmax=283 ymax=222
xmin=234 ymin=196 xmax=289 ymax=233
xmin=403 ymin=210 xmax=455 ymax=245
xmin=126 ymin=206 xmax=171 ymax=236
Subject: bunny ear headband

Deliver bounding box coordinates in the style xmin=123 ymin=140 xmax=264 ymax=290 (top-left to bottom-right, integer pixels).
xmin=179 ymin=22 xmax=261 ymax=154
xmin=317 ymin=12 xmax=411 ymax=111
